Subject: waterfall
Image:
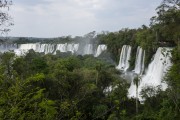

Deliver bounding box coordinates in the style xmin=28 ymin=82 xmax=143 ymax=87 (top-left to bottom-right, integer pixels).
xmin=0 ymin=44 xmax=18 ymax=52
xmin=43 ymin=44 xmax=55 ymax=54
xmin=15 ymin=43 xmax=77 ymax=55
xmin=128 ymin=47 xmax=172 ymax=100
xmin=116 ymin=45 xmax=132 ymax=71
xmin=66 ymin=43 xmax=79 ymax=54
xmin=134 ymin=47 xmax=145 ymax=75
xmin=13 ymin=43 xmax=55 ymax=55
xmin=17 ymin=44 xmax=38 ymax=55
xmin=19 ymin=44 xmax=36 ymax=52
xmin=83 ymin=44 xmax=94 ymax=55
xmin=56 ymin=43 xmax=79 ymax=54
xmin=56 ymin=44 xmax=68 ymax=52
xmin=18 ymin=44 xmax=37 ymax=51
xmin=94 ymin=44 xmax=107 ymax=57
xmin=0 ymin=43 xmax=106 ymax=57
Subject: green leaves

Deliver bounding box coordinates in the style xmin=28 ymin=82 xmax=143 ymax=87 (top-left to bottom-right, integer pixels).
xmin=92 ymin=104 xmax=108 ymax=119
xmin=39 ymin=99 xmax=57 ymax=120
xmin=26 ymin=73 xmax=45 ymax=83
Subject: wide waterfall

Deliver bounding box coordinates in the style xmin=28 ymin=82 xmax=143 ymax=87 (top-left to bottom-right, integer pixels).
xmin=15 ymin=44 xmax=56 ymax=55
xmin=134 ymin=47 xmax=145 ymax=75
xmin=116 ymin=45 xmax=132 ymax=71
xmin=94 ymin=44 xmax=107 ymax=57
xmin=0 ymin=43 xmax=107 ymax=57
xmin=128 ymin=47 xmax=172 ymax=99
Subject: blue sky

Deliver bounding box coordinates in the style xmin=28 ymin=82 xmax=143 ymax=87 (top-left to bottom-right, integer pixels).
xmin=9 ymin=0 xmax=162 ymax=38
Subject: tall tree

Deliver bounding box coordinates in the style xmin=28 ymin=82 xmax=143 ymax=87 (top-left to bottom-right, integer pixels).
xmin=133 ymin=76 xmax=141 ymax=115
xmin=151 ymin=0 xmax=180 ymax=45
xmin=0 ymin=0 xmax=13 ymax=34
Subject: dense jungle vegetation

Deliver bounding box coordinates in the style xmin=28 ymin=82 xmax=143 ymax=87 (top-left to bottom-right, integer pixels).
xmin=0 ymin=0 xmax=180 ymax=119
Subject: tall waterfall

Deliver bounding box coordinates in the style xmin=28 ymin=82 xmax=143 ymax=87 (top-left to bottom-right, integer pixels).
xmin=116 ymin=45 xmax=132 ymax=71
xmin=94 ymin=45 xmax=107 ymax=57
xmin=134 ymin=47 xmax=145 ymax=75
xmin=128 ymin=47 xmax=172 ymax=99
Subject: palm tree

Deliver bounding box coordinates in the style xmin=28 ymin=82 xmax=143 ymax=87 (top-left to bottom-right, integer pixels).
xmin=95 ymin=63 xmax=102 ymax=85
xmin=133 ymin=75 xmax=141 ymax=115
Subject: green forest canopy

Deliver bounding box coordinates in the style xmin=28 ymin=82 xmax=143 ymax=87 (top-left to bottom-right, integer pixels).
xmin=0 ymin=0 xmax=180 ymax=119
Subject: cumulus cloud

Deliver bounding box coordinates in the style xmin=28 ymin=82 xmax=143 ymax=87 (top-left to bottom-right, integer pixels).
xmin=9 ymin=0 xmax=162 ymax=37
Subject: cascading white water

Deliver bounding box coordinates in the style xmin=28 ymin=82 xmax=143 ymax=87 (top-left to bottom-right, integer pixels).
xmin=67 ymin=44 xmax=79 ymax=54
xmin=0 ymin=43 xmax=106 ymax=57
xmin=44 ymin=44 xmax=55 ymax=54
xmin=83 ymin=44 xmax=94 ymax=55
xmin=15 ymin=44 xmax=38 ymax=55
xmin=56 ymin=43 xmax=79 ymax=54
xmin=116 ymin=45 xmax=132 ymax=71
xmin=128 ymin=47 xmax=172 ymax=100
xmin=56 ymin=44 xmax=67 ymax=52
xmin=94 ymin=44 xmax=107 ymax=57
xmin=134 ymin=47 xmax=145 ymax=75
xmin=18 ymin=44 xmax=37 ymax=51
xmin=14 ymin=43 xmax=56 ymax=55
xmin=0 ymin=44 xmax=18 ymax=52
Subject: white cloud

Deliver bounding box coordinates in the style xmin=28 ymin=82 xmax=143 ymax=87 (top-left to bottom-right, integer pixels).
xmin=8 ymin=0 xmax=162 ymax=37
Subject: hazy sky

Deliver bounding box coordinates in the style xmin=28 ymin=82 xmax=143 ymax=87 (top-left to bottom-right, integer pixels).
xmin=9 ymin=0 xmax=162 ymax=38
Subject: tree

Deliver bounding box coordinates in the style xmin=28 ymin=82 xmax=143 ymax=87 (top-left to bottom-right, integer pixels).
xmin=0 ymin=52 xmax=15 ymax=79
xmin=133 ymin=75 xmax=141 ymax=115
xmin=0 ymin=0 xmax=13 ymax=34
xmin=0 ymin=73 xmax=57 ymax=120
xmin=95 ymin=62 xmax=102 ymax=85
xmin=164 ymin=47 xmax=180 ymax=117
xmin=151 ymin=0 xmax=180 ymax=45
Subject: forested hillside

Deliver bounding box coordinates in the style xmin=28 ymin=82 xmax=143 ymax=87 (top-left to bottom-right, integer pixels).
xmin=0 ymin=0 xmax=180 ymax=119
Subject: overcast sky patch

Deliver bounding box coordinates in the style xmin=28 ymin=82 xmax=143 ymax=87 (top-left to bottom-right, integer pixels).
xmin=9 ymin=0 xmax=162 ymax=38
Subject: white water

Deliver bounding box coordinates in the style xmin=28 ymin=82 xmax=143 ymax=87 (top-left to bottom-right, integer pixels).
xmin=56 ymin=43 xmax=79 ymax=54
xmin=16 ymin=43 xmax=56 ymax=55
xmin=128 ymin=47 xmax=172 ymax=100
xmin=116 ymin=45 xmax=132 ymax=71
xmin=94 ymin=44 xmax=107 ymax=57
xmin=43 ymin=44 xmax=55 ymax=54
xmin=0 ymin=43 xmax=107 ymax=56
xmin=83 ymin=44 xmax=94 ymax=55
xmin=0 ymin=44 xmax=18 ymax=52
xmin=67 ymin=44 xmax=79 ymax=54
xmin=134 ymin=47 xmax=145 ymax=75
xmin=56 ymin=44 xmax=67 ymax=52
xmin=13 ymin=43 xmax=79 ymax=55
